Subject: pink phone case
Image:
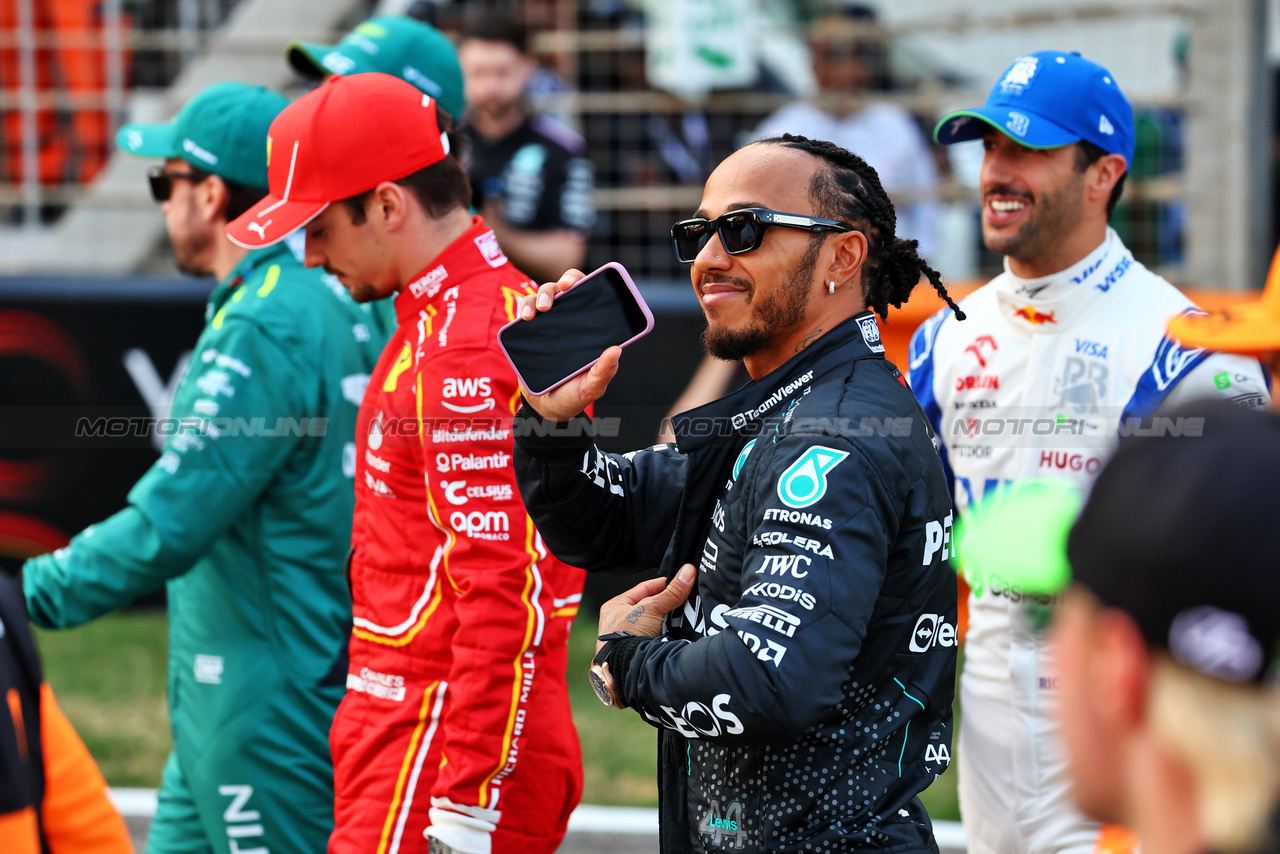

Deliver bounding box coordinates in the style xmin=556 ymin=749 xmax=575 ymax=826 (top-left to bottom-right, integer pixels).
xmin=496 ymin=262 xmax=656 ymax=396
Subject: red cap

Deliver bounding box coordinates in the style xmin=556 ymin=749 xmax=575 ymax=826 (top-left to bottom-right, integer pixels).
xmin=226 ymin=72 xmax=451 ymax=249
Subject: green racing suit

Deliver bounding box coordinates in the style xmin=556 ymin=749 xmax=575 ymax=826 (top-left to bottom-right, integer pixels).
xmin=23 ymin=242 xmax=392 ymax=854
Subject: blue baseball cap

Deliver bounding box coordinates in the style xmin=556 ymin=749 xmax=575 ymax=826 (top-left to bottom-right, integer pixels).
xmin=934 ymin=51 xmax=1135 ymax=166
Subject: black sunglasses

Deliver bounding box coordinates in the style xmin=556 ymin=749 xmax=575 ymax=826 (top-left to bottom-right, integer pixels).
xmin=148 ymin=165 xmax=211 ymax=202
xmin=671 ymin=208 xmax=853 ymax=263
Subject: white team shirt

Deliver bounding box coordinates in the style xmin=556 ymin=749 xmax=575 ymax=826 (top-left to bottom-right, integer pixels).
xmin=908 ymin=228 xmax=1269 ymax=853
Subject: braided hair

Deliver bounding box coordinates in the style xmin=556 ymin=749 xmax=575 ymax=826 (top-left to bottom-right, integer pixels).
xmin=760 ymin=133 xmax=965 ymax=322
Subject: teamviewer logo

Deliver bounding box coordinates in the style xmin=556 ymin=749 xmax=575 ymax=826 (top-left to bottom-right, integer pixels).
xmin=909 ymin=613 xmax=956 ymax=652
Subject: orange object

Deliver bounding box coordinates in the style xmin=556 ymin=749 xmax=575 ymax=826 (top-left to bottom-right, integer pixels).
xmin=0 ymin=0 xmax=131 ymax=187
xmin=1 ymin=684 xmax=133 ymax=854
xmin=1093 ymin=824 xmax=1139 ymax=854
xmin=6 ymin=687 xmax=28 ymax=760
xmin=0 ymin=807 xmax=41 ymax=854
xmin=39 ymin=684 xmax=134 ymax=854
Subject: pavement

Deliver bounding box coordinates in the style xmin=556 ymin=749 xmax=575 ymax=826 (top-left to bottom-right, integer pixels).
xmin=111 ymin=790 xmax=966 ymax=853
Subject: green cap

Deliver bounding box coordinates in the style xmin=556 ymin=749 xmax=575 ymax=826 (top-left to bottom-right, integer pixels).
xmin=287 ymin=16 xmax=466 ymax=124
xmin=116 ymin=82 xmax=288 ymax=189
xmin=954 ymin=479 xmax=1082 ymax=599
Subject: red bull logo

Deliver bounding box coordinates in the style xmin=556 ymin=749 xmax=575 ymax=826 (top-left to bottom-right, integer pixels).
xmin=1013 ymin=306 xmax=1057 ymax=325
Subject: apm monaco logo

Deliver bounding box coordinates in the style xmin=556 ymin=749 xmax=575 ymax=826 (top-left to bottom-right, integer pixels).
xmin=475 ymin=230 xmax=508 ymax=268
xmin=857 ymin=315 xmax=885 ymax=353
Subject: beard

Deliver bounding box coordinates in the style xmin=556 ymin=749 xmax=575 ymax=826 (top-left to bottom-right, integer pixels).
xmin=171 ymin=202 xmax=214 ymax=277
xmin=982 ymin=171 xmax=1087 ymax=263
xmin=701 ymin=238 xmax=822 ymax=360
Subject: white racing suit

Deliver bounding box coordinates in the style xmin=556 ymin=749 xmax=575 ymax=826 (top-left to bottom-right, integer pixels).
xmin=908 ymin=228 xmax=1270 ymax=854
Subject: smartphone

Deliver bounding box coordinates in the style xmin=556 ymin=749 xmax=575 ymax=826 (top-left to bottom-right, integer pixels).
xmin=497 ymin=262 xmax=655 ymax=396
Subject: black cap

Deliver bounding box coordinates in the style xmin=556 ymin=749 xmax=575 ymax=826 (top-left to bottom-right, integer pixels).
xmin=1067 ymin=403 xmax=1280 ymax=684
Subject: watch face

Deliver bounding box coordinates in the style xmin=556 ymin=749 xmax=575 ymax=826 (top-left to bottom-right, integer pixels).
xmin=588 ymin=668 xmax=614 ymax=707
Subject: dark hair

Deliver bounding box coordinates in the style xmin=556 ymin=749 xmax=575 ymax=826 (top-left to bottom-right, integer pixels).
xmin=1075 ymin=140 xmax=1127 ymax=218
xmin=341 ymin=156 xmax=472 ymax=224
xmin=761 ymin=134 xmax=965 ymax=321
xmin=222 ymin=177 xmax=268 ymax=222
xmin=460 ymin=11 xmax=529 ymax=55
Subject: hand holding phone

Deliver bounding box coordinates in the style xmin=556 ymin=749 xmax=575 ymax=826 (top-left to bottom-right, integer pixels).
xmin=499 ymin=263 xmax=654 ymax=420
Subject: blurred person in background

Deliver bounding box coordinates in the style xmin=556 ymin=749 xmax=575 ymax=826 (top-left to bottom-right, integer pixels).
xmin=21 ymin=82 xmax=392 ymax=854
xmin=753 ymin=3 xmax=938 ymax=258
xmin=960 ymin=405 xmax=1280 ymax=854
xmin=0 ymin=574 xmax=133 ymax=854
xmin=226 ymin=72 xmax=585 ymax=854
xmin=910 ymin=51 xmax=1269 ymax=854
xmin=457 ymin=11 xmax=595 ymax=283
xmin=512 ymin=134 xmax=964 ymax=853
xmin=287 ymin=14 xmax=467 ymax=129
xmin=660 ymin=1 xmax=941 ymax=440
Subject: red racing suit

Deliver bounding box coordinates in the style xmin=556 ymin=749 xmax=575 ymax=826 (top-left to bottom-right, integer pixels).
xmin=330 ymin=218 xmax=586 ymax=854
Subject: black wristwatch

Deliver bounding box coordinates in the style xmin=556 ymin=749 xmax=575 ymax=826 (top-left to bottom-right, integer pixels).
xmin=589 ymin=631 xmax=636 ymax=708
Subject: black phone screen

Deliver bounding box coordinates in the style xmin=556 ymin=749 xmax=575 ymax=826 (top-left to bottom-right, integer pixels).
xmin=499 ymin=267 xmax=651 ymax=395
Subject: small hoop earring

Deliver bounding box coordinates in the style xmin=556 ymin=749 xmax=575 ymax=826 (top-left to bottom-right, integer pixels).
xmin=828 ymin=281 xmax=836 ymax=295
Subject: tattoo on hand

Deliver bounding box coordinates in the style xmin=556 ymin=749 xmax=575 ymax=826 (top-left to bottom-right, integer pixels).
xmin=625 ymin=605 xmax=645 ymax=623
xmin=796 ymin=328 xmax=823 ymax=352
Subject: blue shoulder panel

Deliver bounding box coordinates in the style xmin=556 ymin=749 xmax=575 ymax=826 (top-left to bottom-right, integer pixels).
xmin=908 ymin=307 xmax=955 ymax=496
xmin=1120 ymin=308 xmax=1211 ymax=424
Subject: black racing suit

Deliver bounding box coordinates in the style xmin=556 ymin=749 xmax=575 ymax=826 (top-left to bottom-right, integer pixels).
xmin=514 ymin=312 xmax=958 ymax=853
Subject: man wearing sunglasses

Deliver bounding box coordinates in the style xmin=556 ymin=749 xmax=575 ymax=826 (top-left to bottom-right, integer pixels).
xmin=23 ymin=81 xmax=391 ymax=854
xmin=909 ymin=51 xmax=1270 ymax=854
xmin=512 ymin=135 xmax=964 ymax=852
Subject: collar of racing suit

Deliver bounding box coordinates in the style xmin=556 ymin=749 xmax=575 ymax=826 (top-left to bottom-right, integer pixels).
xmin=671 ymin=309 xmax=890 ymax=453
xmin=994 ymin=227 xmax=1134 ymax=332
xmin=207 ymin=240 xmax=295 ymax=318
xmin=393 ymin=215 xmax=505 ymax=326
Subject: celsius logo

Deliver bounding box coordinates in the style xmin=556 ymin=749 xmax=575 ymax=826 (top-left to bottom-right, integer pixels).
xmin=777 ymin=446 xmax=848 ymax=509
xmin=442 ymin=480 xmax=468 ymax=505
xmin=909 ymin=613 xmax=956 ymax=653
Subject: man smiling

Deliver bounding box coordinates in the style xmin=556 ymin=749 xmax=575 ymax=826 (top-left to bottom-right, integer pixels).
xmin=910 ymin=51 xmax=1269 ymax=854
xmin=512 ymin=135 xmax=963 ymax=852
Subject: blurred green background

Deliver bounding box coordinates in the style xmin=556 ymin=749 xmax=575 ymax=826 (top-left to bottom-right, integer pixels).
xmin=36 ymin=612 xmax=959 ymax=819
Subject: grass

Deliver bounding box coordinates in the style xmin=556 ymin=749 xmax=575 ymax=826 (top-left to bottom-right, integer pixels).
xmin=35 ymin=612 xmax=172 ymax=787
xmin=35 ymin=611 xmax=959 ymax=821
